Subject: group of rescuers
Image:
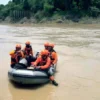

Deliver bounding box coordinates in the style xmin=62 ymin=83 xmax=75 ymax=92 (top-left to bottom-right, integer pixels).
xmin=9 ymin=41 xmax=58 ymax=86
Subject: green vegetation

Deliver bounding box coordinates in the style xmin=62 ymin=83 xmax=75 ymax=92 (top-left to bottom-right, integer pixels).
xmin=0 ymin=0 xmax=100 ymax=22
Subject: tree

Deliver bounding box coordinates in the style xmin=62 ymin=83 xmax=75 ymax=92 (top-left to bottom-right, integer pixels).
xmin=0 ymin=4 xmax=4 ymax=10
xmin=83 ymin=0 xmax=91 ymax=10
xmin=12 ymin=0 xmax=21 ymax=4
xmin=64 ymin=0 xmax=73 ymax=10
xmin=23 ymin=0 xmax=30 ymax=10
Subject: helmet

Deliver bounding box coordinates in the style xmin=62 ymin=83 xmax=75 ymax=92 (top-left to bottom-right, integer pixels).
xmin=44 ymin=42 xmax=49 ymax=46
xmin=25 ymin=41 xmax=30 ymax=45
xmin=41 ymin=50 xmax=49 ymax=56
xmin=49 ymin=43 xmax=54 ymax=48
xmin=9 ymin=50 xmax=15 ymax=55
xmin=16 ymin=44 xmax=21 ymax=48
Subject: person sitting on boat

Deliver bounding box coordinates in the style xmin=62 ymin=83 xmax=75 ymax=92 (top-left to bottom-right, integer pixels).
xmin=35 ymin=42 xmax=49 ymax=58
xmin=33 ymin=42 xmax=49 ymax=59
xmin=48 ymin=43 xmax=58 ymax=61
xmin=15 ymin=44 xmax=25 ymax=63
xmin=9 ymin=50 xmax=17 ymax=68
xmin=31 ymin=50 xmax=58 ymax=86
xmin=23 ymin=41 xmax=37 ymax=66
xmin=44 ymin=42 xmax=49 ymax=50
xmin=23 ymin=41 xmax=33 ymax=57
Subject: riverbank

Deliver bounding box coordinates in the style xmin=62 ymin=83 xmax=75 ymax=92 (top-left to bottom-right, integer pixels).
xmin=0 ymin=16 xmax=100 ymax=26
xmin=0 ymin=18 xmax=100 ymax=30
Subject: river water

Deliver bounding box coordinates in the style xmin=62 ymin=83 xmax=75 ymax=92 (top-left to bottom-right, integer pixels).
xmin=0 ymin=24 xmax=100 ymax=100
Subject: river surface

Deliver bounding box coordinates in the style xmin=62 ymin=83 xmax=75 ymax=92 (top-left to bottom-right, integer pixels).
xmin=0 ymin=24 xmax=100 ymax=100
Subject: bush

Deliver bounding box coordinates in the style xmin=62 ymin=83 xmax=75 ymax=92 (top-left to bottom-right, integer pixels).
xmin=34 ymin=11 xmax=44 ymax=21
xmin=92 ymin=0 xmax=100 ymax=9
xmin=44 ymin=2 xmax=54 ymax=16
xmin=90 ymin=6 xmax=100 ymax=17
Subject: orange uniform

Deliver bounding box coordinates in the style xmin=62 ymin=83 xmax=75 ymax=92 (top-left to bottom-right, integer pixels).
xmin=50 ymin=52 xmax=58 ymax=64
xmin=32 ymin=49 xmax=58 ymax=86
xmin=23 ymin=41 xmax=33 ymax=56
xmin=9 ymin=50 xmax=17 ymax=67
xmin=32 ymin=50 xmax=51 ymax=69
xmin=10 ymin=44 xmax=25 ymax=68
xmin=33 ymin=56 xmax=51 ymax=69
xmin=47 ymin=43 xmax=58 ymax=64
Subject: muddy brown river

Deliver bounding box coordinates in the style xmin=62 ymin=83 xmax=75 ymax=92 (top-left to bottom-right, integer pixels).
xmin=0 ymin=24 xmax=100 ymax=100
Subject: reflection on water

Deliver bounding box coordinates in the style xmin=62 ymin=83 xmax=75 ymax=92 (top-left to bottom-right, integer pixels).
xmin=0 ymin=24 xmax=100 ymax=100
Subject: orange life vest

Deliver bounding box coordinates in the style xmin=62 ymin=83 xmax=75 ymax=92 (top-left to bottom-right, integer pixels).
xmin=33 ymin=56 xmax=51 ymax=69
xmin=50 ymin=52 xmax=58 ymax=64
xmin=11 ymin=57 xmax=17 ymax=65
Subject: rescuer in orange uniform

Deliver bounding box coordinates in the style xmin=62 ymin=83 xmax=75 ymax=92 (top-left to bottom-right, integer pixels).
xmin=31 ymin=50 xmax=58 ymax=86
xmin=48 ymin=43 xmax=58 ymax=65
xmin=15 ymin=44 xmax=25 ymax=63
xmin=9 ymin=50 xmax=17 ymax=68
xmin=9 ymin=44 xmax=24 ymax=67
xmin=23 ymin=41 xmax=33 ymax=56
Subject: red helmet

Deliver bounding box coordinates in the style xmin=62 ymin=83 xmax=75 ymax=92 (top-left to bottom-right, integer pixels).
xmin=44 ymin=42 xmax=49 ymax=46
xmin=41 ymin=50 xmax=49 ymax=56
xmin=16 ymin=44 xmax=21 ymax=48
xmin=49 ymin=43 xmax=54 ymax=48
xmin=25 ymin=41 xmax=30 ymax=45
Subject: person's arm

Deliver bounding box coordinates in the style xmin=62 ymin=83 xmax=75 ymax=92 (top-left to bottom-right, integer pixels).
xmin=21 ymin=51 xmax=25 ymax=58
xmin=22 ymin=47 xmax=26 ymax=55
xmin=31 ymin=50 xmax=33 ymax=56
xmin=33 ymin=57 xmax=41 ymax=66
xmin=53 ymin=53 xmax=58 ymax=64
xmin=30 ymin=47 xmax=33 ymax=56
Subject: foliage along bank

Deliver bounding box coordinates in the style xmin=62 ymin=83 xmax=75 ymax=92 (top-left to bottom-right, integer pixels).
xmin=0 ymin=0 xmax=100 ymax=23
